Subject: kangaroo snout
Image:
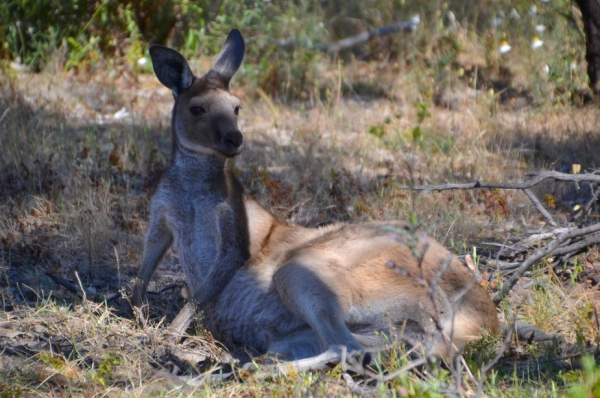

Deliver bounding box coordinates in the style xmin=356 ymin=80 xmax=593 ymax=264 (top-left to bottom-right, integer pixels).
xmin=220 ymin=130 xmax=244 ymax=156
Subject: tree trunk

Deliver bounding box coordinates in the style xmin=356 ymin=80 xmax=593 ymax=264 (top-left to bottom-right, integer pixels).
xmin=576 ymin=0 xmax=600 ymax=97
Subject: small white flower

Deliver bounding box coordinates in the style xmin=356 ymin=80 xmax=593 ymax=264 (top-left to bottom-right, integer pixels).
xmin=531 ymin=36 xmax=543 ymax=49
xmin=137 ymin=57 xmax=148 ymax=67
xmin=113 ymin=107 xmax=131 ymax=120
xmin=529 ymin=5 xmax=537 ymax=17
xmin=447 ymin=11 xmax=457 ymax=29
xmin=346 ymin=206 xmax=355 ymax=213
xmin=499 ymin=40 xmax=512 ymax=54
xmin=493 ymin=17 xmax=503 ymax=27
xmin=510 ymin=8 xmax=520 ymax=20
xmin=411 ymin=14 xmax=421 ymax=25
xmin=570 ymin=63 xmax=577 ymax=70
xmin=535 ymin=24 xmax=546 ymax=32
xmin=542 ymin=64 xmax=549 ymax=74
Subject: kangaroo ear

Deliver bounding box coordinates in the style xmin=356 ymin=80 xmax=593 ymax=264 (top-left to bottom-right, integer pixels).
xmin=149 ymin=45 xmax=194 ymax=96
xmin=211 ymin=29 xmax=245 ymax=87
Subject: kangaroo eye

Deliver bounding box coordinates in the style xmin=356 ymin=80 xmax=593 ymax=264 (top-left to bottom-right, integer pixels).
xmin=190 ymin=106 xmax=206 ymax=116
xmin=234 ymin=106 xmax=241 ymax=116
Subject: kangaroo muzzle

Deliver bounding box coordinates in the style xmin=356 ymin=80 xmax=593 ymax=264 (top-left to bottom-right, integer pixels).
xmin=220 ymin=130 xmax=244 ymax=157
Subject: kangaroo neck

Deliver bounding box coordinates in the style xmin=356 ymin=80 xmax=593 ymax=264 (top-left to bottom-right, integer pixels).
xmin=171 ymin=146 xmax=228 ymax=179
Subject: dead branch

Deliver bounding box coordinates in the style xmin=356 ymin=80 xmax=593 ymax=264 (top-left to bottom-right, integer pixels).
xmin=377 ymin=357 xmax=428 ymax=382
xmin=45 ymin=271 xmax=117 ymax=303
xmin=320 ymin=16 xmax=420 ymax=54
xmin=273 ymin=16 xmax=420 ymax=53
xmin=398 ymin=170 xmax=600 ymax=225
xmin=146 ymin=283 xmax=185 ymax=296
xmin=242 ymin=349 xmax=346 ymax=375
xmin=523 ymin=188 xmax=557 ymax=226
xmin=493 ymin=222 xmax=600 ymax=303
xmin=550 ymin=235 xmax=600 ymax=256
xmin=399 ymin=170 xmax=600 ymax=191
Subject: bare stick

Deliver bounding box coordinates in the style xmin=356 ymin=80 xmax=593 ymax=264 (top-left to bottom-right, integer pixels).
xmin=399 ymin=170 xmax=600 ymax=191
xmin=147 ymin=283 xmax=185 ymax=296
xmin=378 ymin=357 xmax=428 ymax=382
xmin=273 ymin=17 xmax=420 ymax=53
xmin=242 ymin=349 xmax=341 ymax=374
xmin=74 ymin=271 xmax=87 ymax=301
xmin=321 ymin=17 xmax=420 ymax=54
xmin=45 ymin=272 xmax=120 ymax=303
xmin=0 ymin=107 xmax=11 ymax=126
xmin=523 ymin=188 xmax=556 ymax=226
xmin=493 ymin=222 xmax=600 ymax=303
xmin=550 ymin=235 xmax=600 ymax=257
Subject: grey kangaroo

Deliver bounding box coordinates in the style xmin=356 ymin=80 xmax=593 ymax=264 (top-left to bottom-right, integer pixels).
xmin=133 ymin=29 xmax=498 ymax=363
xmin=131 ymin=29 xmax=249 ymax=337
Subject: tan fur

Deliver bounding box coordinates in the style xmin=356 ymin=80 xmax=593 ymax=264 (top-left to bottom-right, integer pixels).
xmin=242 ymin=197 xmax=498 ymax=355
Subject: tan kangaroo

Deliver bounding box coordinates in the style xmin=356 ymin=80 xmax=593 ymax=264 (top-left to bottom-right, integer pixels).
xmin=133 ymin=29 xmax=498 ymax=363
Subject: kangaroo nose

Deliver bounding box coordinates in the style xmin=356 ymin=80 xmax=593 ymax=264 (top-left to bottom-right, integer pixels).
xmin=223 ymin=130 xmax=243 ymax=149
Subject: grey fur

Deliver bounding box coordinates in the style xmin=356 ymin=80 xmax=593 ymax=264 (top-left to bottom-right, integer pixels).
xmin=133 ymin=29 xmax=499 ymax=364
xmin=211 ymin=29 xmax=245 ymax=87
xmin=149 ymin=46 xmax=194 ymax=95
xmin=132 ymin=31 xmax=250 ymax=327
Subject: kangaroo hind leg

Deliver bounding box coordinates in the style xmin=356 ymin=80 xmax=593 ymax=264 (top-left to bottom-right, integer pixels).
xmin=272 ymin=261 xmax=363 ymax=356
xmin=267 ymin=328 xmax=322 ymax=360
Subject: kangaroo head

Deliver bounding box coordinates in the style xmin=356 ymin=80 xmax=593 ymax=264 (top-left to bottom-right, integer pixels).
xmin=149 ymin=29 xmax=245 ymax=158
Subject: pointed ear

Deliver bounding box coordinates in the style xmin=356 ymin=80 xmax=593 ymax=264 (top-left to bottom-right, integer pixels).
xmin=149 ymin=45 xmax=194 ymax=95
xmin=210 ymin=29 xmax=245 ymax=87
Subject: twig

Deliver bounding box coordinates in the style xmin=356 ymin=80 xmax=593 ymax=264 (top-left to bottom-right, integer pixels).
xmin=493 ymin=222 xmax=600 ymax=303
xmin=272 ymin=16 xmax=420 ymax=53
xmin=147 ymin=283 xmax=185 ymax=296
xmin=45 ymin=272 xmax=82 ymax=297
xmin=550 ymin=235 xmax=600 ymax=257
xmin=523 ymin=188 xmax=556 ymax=226
xmin=398 ymin=171 xmax=600 ymax=225
xmin=0 ymin=107 xmax=11 ymax=126
xmin=73 ymin=272 xmax=85 ymax=301
xmin=377 ymin=357 xmax=428 ymax=382
xmin=45 ymin=272 xmax=121 ymax=303
xmin=319 ymin=16 xmax=420 ymax=54
xmin=582 ymin=184 xmax=600 ymax=219
xmin=399 ymin=170 xmax=600 ymax=191
xmin=242 ymin=349 xmax=340 ymax=374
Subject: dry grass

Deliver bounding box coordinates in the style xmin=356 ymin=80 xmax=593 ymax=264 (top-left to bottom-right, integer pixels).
xmin=1 ymin=26 xmax=600 ymax=395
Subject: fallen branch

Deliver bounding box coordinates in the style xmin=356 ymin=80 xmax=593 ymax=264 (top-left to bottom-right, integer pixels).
xmin=45 ymin=272 xmax=119 ymax=303
xmin=272 ymin=16 xmax=420 ymax=53
xmin=399 ymin=170 xmax=600 ymax=191
xmin=523 ymin=188 xmax=556 ymax=226
xmin=242 ymin=349 xmax=344 ymax=375
xmin=146 ymin=283 xmax=185 ymax=296
xmin=493 ymin=222 xmax=600 ymax=303
xmin=398 ymin=170 xmax=600 ymax=225
xmin=319 ymin=16 xmax=420 ymax=54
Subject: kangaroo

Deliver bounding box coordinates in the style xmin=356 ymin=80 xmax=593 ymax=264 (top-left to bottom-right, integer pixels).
xmin=131 ymin=29 xmax=249 ymax=338
xmin=133 ymin=29 xmax=498 ymax=363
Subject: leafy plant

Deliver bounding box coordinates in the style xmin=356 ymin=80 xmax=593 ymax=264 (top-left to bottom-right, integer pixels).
xmin=569 ymin=355 xmax=600 ymax=398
